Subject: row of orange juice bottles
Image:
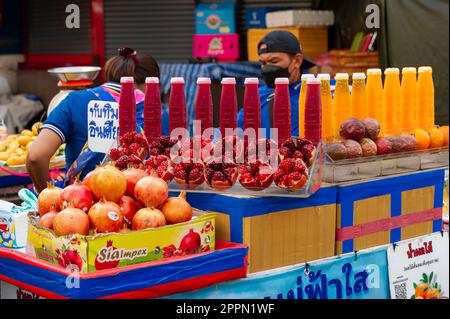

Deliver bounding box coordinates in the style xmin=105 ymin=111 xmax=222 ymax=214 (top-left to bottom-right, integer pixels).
xmin=299 ymin=66 xmax=435 ymax=141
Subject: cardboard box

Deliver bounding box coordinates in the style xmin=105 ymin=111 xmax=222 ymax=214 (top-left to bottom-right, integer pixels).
xmin=266 ymin=10 xmax=334 ymax=28
xmin=0 ymin=242 xmax=248 ymax=299
xmin=336 ymin=169 xmax=445 ymax=254
xmin=26 ymin=210 xmax=216 ymax=273
xmin=247 ymin=27 xmax=328 ymax=62
xmin=193 ymin=34 xmax=239 ymax=61
xmin=195 ymin=2 xmax=235 ymax=35
xmin=245 ymin=7 xmax=286 ymax=29
xmin=0 ymin=199 xmax=32 ymax=249
xmin=186 ymin=186 xmax=337 ymax=273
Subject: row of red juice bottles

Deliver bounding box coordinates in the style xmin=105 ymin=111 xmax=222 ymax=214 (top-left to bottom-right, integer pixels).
xmin=118 ymin=76 xmax=323 ymax=146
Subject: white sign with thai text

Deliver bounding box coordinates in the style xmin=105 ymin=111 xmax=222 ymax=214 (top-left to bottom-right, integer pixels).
xmin=87 ymin=100 xmax=119 ymax=154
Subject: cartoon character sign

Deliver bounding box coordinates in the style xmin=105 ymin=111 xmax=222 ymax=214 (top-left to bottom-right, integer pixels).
xmin=0 ymin=216 xmax=16 ymax=247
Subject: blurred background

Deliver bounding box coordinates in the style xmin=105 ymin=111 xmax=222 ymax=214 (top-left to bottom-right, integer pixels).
xmin=0 ymin=0 xmax=448 ymax=134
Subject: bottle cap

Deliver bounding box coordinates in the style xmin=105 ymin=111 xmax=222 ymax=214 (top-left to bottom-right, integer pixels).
xmin=274 ymin=78 xmax=289 ymax=85
xmin=145 ymin=77 xmax=159 ymax=84
xmin=221 ymin=77 xmax=236 ymax=85
xmin=367 ymin=68 xmax=382 ymax=75
xmin=402 ymin=67 xmax=416 ymax=74
xmin=301 ymin=74 xmax=315 ymax=81
xmin=352 ymin=73 xmax=366 ymax=80
xmin=197 ymin=77 xmax=211 ymax=84
xmin=335 ymin=73 xmax=349 ymax=80
xmin=120 ymin=77 xmax=134 ymax=83
xmin=244 ymin=78 xmax=259 ymax=85
xmin=384 ymin=68 xmax=400 ymax=74
xmin=418 ymin=66 xmax=432 ymax=73
xmin=306 ymin=78 xmax=321 ymax=85
xmin=317 ymin=73 xmax=330 ymax=81
xmin=171 ymin=77 xmax=185 ymax=84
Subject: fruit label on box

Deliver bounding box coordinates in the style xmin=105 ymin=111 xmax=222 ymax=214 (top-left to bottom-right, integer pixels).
xmin=87 ymin=100 xmax=119 ymax=154
xmin=388 ymin=232 xmax=449 ymax=299
xmin=87 ymin=216 xmax=215 ymax=272
xmin=27 ymin=219 xmax=88 ymax=272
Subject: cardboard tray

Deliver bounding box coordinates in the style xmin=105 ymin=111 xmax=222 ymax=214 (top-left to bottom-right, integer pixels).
xmin=27 ymin=209 xmax=216 ymax=273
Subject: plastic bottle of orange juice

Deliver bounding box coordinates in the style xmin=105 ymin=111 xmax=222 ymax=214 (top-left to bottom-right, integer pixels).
xmin=366 ymin=69 xmax=383 ymax=123
xmin=317 ymin=73 xmax=333 ymax=141
xmin=418 ymin=66 xmax=434 ymax=129
xmin=299 ymin=74 xmax=315 ymax=136
xmin=333 ymin=73 xmax=351 ymax=136
xmin=351 ymin=73 xmax=367 ymax=120
xmin=401 ymin=67 xmax=419 ymax=131
xmin=383 ymin=68 xmax=401 ymax=134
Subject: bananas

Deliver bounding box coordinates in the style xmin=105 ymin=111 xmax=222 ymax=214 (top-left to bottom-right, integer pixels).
xmin=0 ymin=122 xmax=65 ymax=167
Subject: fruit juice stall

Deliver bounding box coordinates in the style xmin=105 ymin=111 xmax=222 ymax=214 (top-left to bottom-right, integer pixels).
xmin=0 ymin=63 xmax=448 ymax=298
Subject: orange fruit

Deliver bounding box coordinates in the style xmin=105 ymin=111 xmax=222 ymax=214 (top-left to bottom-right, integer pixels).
xmin=410 ymin=128 xmax=430 ymax=150
xmin=414 ymin=283 xmax=429 ymax=298
xmin=427 ymin=127 xmax=445 ymax=148
xmin=439 ymin=125 xmax=449 ymax=146
xmin=424 ymin=287 xmax=440 ymax=299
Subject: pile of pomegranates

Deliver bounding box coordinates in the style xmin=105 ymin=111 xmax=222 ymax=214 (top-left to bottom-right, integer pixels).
xmin=37 ymin=164 xmax=194 ymax=236
xmin=109 ymin=132 xmax=149 ymax=170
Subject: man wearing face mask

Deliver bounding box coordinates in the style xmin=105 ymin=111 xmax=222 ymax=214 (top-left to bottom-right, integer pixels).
xmin=237 ymin=30 xmax=315 ymax=137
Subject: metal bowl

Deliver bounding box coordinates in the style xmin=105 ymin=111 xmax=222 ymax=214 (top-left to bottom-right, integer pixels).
xmin=48 ymin=66 xmax=102 ymax=82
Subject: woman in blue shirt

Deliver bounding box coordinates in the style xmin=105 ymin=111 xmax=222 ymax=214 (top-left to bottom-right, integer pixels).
xmin=26 ymin=48 xmax=168 ymax=193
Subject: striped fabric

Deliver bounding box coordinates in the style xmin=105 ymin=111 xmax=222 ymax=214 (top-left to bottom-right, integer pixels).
xmin=160 ymin=62 xmax=262 ymax=129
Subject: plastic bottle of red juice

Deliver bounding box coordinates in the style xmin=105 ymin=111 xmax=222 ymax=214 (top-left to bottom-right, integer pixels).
xmin=304 ymin=78 xmax=322 ymax=145
xmin=144 ymin=77 xmax=162 ymax=143
xmin=119 ymin=76 xmax=136 ymax=138
xmin=243 ymin=77 xmax=261 ymax=139
xmin=273 ymin=78 xmax=292 ymax=144
xmin=219 ymin=77 xmax=238 ymax=137
xmin=169 ymin=77 xmax=187 ymax=133
xmin=195 ymin=77 xmax=213 ymax=136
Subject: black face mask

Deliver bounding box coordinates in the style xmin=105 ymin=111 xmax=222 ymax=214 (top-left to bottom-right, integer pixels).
xmin=261 ymin=64 xmax=291 ymax=88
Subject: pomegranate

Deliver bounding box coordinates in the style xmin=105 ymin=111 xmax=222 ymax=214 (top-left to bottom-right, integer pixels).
xmin=88 ymin=200 xmax=124 ymax=233
xmin=204 ymin=160 xmax=238 ymax=190
xmin=134 ymin=176 xmax=168 ymax=208
xmin=53 ymin=207 xmax=90 ymax=236
xmin=122 ymin=167 xmax=148 ymax=197
xmin=39 ymin=211 xmax=57 ymax=229
xmin=273 ymin=158 xmax=308 ymax=191
xmin=38 ymin=182 xmax=63 ymax=216
xmin=61 ymin=183 xmax=94 ymax=213
xmin=145 ymin=155 xmax=174 ymax=182
xmin=161 ymin=192 xmax=192 ymax=224
xmin=90 ymin=165 xmax=127 ymax=202
xmin=118 ymin=195 xmax=141 ymax=225
xmin=95 ymin=240 xmax=120 ymax=270
xmin=173 ymin=161 xmax=205 ymax=188
xmin=64 ymin=249 xmax=83 ymax=271
xmin=209 ymin=136 xmax=244 ymax=163
xmin=149 ymin=135 xmax=178 ymax=157
xmin=278 ymin=137 xmax=316 ymax=167
xmin=82 ymin=170 xmax=95 ymax=190
xmin=179 ymin=136 xmax=213 ymax=162
xmin=244 ymin=138 xmax=278 ymax=163
xmin=179 ymin=229 xmax=201 ymax=254
xmin=132 ymin=207 xmax=166 ymax=230
xmin=114 ymin=154 xmax=145 ymax=170
xmin=111 ymin=131 xmax=149 ymax=161
xmin=238 ymin=160 xmax=274 ymax=191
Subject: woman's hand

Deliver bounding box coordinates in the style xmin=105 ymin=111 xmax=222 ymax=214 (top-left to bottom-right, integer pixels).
xmin=26 ymin=128 xmax=63 ymax=193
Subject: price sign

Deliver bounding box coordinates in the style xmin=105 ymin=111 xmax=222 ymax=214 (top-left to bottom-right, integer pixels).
xmin=87 ymin=101 xmax=119 ymax=154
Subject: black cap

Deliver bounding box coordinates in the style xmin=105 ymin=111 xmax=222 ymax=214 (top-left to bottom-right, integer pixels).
xmin=258 ymin=30 xmax=316 ymax=70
